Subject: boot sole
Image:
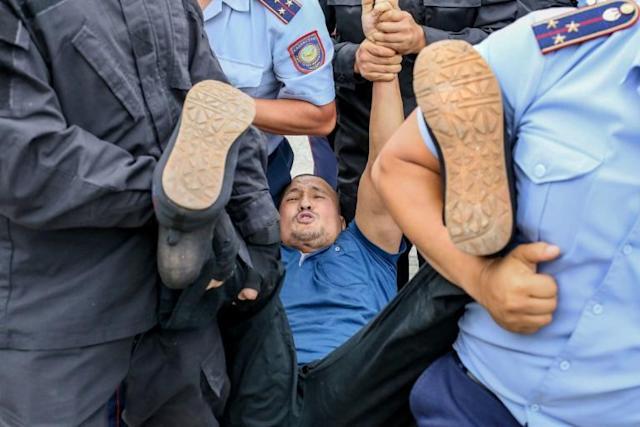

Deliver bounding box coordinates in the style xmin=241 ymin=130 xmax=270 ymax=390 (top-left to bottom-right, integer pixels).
xmin=162 ymin=80 xmax=256 ymax=211
xmin=413 ymin=40 xmax=513 ymax=256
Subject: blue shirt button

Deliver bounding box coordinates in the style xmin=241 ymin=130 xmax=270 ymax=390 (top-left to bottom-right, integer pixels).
xmin=560 ymin=360 xmax=571 ymax=371
xmin=530 ymin=404 xmax=540 ymax=412
xmin=592 ymin=303 xmax=604 ymax=315
xmin=623 ymin=244 xmax=633 ymax=255
xmin=534 ymin=163 xmax=547 ymax=178
xmin=335 ymin=246 xmax=341 ymax=252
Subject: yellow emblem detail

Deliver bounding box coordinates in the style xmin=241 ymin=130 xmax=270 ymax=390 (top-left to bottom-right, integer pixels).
xmin=553 ymin=34 xmax=566 ymax=44
xmin=565 ymin=21 xmax=580 ymax=32
xmin=603 ymin=7 xmax=622 ymax=21
xmin=620 ymin=3 xmax=635 ymax=14
xmin=547 ymin=19 xmax=559 ymax=29
xmin=299 ymin=44 xmax=319 ymax=64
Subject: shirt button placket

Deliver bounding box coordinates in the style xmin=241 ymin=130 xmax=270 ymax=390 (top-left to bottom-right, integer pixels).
xmin=592 ymin=303 xmax=604 ymax=315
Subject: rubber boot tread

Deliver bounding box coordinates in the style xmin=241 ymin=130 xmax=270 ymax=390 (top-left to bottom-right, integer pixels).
xmin=414 ymin=40 xmax=513 ymax=256
xmin=162 ymin=81 xmax=256 ymax=211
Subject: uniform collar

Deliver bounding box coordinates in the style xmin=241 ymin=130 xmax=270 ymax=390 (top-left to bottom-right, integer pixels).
xmin=203 ymin=0 xmax=250 ymax=20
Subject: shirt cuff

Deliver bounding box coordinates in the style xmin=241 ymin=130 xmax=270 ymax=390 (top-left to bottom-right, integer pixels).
xmin=333 ymin=42 xmax=364 ymax=90
xmin=416 ymin=107 xmax=440 ymax=160
xmin=423 ymin=26 xmax=453 ymax=45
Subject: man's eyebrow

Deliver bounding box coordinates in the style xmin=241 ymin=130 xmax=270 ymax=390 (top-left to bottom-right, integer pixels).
xmin=284 ymin=187 xmax=302 ymax=196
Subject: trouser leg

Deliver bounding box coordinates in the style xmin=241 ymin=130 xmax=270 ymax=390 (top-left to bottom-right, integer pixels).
xmin=334 ymin=127 xmax=368 ymax=223
xmin=220 ymin=279 xmax=298 ymax=427
xmin=266 ymin=140 xmax=295 ymax=206
xmin=0 ymin=338 xmax=134 ymax=426
xmin=309 ymin=136 xmax=338 ymax=189
xmin=298 ymin=264 xmax=469 ymax=427
xmin=227 ymin=126 xmax=280 ymax=244
xmin=123 ymin=325 xmax=228 ymax=427
xmin=410 ymin=353 xmax=521 ymax=427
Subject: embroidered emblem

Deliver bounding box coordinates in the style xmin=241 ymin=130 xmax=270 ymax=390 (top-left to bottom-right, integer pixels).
xmin=288 ymin=31 xmax=325 ymax=73
xmin=258 ymin=0 xmax=302 ymax=24
xmin=532 ymin=0 xmax=639 ymax=54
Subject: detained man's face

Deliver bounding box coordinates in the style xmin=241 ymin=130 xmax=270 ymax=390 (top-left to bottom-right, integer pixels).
xmin=279 ymin=176 xmax=345 ymax=253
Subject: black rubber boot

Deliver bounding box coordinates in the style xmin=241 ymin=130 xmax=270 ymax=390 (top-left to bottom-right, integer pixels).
xmin=153 ymin=80 xmax=255 ymax=289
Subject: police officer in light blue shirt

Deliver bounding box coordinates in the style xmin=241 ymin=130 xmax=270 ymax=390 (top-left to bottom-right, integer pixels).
xmin=200 ymin=0 xmax=336 ymax=202
xmin=374 ymin=0 xmax=640 ymax=425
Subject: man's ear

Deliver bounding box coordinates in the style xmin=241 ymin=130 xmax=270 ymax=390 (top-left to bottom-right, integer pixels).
xmin=340 ymin=216 xmax=346 ymax=230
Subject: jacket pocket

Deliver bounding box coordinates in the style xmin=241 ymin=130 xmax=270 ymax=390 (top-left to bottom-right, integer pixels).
xmin=72 ymin=25 xmax=144 ymax=121
xmin=513 ymin=137 xmax=604 ymax=244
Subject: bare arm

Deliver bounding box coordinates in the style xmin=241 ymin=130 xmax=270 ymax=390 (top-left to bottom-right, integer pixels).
xmin=373 ymin=110 xmax=561 ymax=334
xmin=253 ymin=99 xmax=336 ymax=136
xmin=353 ymin=75 xmax=404 ymax=253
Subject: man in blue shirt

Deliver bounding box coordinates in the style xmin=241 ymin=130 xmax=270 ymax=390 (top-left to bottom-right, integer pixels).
xmin=199 ymin=0 xmax=337 ymax=202
xmin=214 ymin=7 xmax=470 ymax=422
xmin=374 ymin=1 xmax=640 ymax=424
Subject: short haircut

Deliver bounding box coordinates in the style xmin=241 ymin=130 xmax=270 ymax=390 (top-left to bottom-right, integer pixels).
xmin=279 ymin=174 xmax=340 ymax=210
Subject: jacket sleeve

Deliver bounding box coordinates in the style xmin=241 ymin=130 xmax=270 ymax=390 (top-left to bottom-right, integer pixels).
xmin=319 ymin=0 xmax=364 ymax=90
xmin=0 ymin=7 xmax=156 ymax=230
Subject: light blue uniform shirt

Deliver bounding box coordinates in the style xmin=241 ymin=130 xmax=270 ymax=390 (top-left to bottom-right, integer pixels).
xmin=417 ymin=7 xmax=640 ymax=426
xmin=280 ymin=222 xmax=404 ymax=364
xmin=203 ymin=0 xmax=335 ymax=154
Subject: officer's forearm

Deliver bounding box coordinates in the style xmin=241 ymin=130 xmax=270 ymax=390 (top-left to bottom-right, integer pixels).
xmin=253 ymin=98 xmax=336 ymax=136
xmin=372 ymin=112 xmax=490 ymax=300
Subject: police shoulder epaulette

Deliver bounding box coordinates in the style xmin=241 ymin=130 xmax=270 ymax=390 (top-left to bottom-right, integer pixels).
xmin=532 ymin=0 xmax=639 ymax=54
xmin=257 ymin=0 xmax=302 ymax=24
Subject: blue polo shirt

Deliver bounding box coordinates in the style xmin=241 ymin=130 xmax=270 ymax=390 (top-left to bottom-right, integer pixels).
xmin=280 ymin=221 xmax=404 ymax=365
xmin=416 ymin=5 xmax=640 ymax=425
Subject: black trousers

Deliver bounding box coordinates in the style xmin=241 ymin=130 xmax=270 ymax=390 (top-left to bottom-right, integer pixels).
xmin=220 ymin=264 xmax=470 ymax=427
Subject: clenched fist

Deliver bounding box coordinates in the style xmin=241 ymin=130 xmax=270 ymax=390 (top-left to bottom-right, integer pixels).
xmin=476 ymin=242 xmax=561 ymax=334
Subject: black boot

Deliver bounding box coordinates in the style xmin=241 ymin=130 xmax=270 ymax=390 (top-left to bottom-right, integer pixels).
xmin=153 ymin=80 xmax=255 ymax=289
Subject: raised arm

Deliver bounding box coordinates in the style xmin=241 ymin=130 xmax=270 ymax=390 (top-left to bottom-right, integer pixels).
xmin=353 ymin=71 xmax=404 ymax=253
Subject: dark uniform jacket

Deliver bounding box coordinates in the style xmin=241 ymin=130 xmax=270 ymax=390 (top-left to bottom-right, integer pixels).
xmin=322 ymin=0 xmax=573 ymax=220
xmin=0 ymin=0 xmax=224 ymax=350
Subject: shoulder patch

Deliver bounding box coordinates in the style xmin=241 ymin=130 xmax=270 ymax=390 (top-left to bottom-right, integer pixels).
xmin=532 ymin=0 xmax=639 ymax=54
xmin=288 ymin=31 xmax=326 ymax=74
xmin=258 ymin=0 xmax=302 ymax=24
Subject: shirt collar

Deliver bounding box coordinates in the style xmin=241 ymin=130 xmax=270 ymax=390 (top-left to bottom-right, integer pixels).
xmin=203 ymin=0 xmax=250 ymax=20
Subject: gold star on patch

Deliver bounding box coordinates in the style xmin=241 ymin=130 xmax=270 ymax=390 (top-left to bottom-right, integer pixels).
xmin=553 ymin=34 xmax=566 ymax=44
xmin=278 ymin=7 xmax=285 ymax=14
xmin=547 ymin=19 xmax=559 ymax=29
xmin=565 ymin=21 xmax=580 ymax=32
